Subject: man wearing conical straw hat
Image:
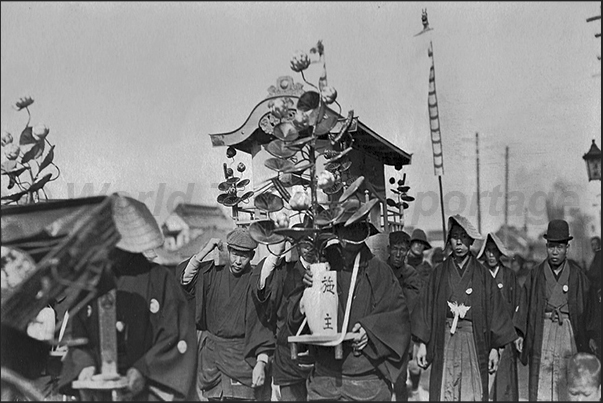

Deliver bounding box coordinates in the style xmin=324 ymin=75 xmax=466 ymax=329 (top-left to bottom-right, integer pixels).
xmin=287 ymin=200 xmax=411 ymax=401
xmin=176 ymin=226 xmax=275 ymax=401
xmin=478 ymin=232 xmax=521 ymax=401
xmin=514 ymin=219 xmax=591 ymax=401
xmin=412 ymin=214 xmax=518 ymax=401
xmin=58 ymin=194 xmax=197 ymax=400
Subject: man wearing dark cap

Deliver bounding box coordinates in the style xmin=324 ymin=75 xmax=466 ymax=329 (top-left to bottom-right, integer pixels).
xmin=406 ymin=229 xmax=434 ymax=399
xmin=412 ymin=214 xmax=518 ymax=401
xmin=478 ymin=232 xmax=521 ymax=401
xmin=386 ymin=231 xmax=421 ymax=401
xmin=407 ymin=229 xmax=434 ymax=289
xmin=176 ymin=227 xmax=275 ymax=401
xmin=288 ymin=201 xmax=411 ymax=401
xmin=514 ymin=219 xmax=591 ymax=401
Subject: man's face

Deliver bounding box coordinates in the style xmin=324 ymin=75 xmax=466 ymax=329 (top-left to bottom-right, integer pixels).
xmin=297 ymin=241 xmax=317 ymax=264
xmin=546 ymin=241 xmax=568 ymax=268
xmin=591 ymin=238 xmax=601 ymax=253
xmin=484 ymin=241 xmax=502 ymax=269
xmin=449 ymin=225 xmax=473 ymax=259
xmin=388 ymin=242 xmax=409 ymax=268
xmin=228 ymin=247 xmax=254 ymax=274
xmin=335 ymin=223 xmax=367 ymax=256
xmin=568 ymin=381 xmax=601 ymax=401
xmin=410 ymin=241 xmax=426 ymax=257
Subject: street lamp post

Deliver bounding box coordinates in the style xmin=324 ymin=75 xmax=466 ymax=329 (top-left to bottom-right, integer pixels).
xmin=583 ymin=139 xmax=602 ymax=182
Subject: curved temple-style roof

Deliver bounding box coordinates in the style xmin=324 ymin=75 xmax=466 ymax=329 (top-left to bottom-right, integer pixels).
xmin=208 ymin=76 xmax=412 ymax=167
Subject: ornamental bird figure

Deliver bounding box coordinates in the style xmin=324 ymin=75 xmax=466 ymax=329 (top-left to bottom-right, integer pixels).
xmin=414 ymin=9 xmax=434 ymax=37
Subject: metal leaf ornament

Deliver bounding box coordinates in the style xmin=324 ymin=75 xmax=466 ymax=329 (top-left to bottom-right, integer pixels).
xmin=254 ymin=192 xmax=284 ymax=212
xmin=264 ymin=157 xmax=295 ymax=173
xmin=388 ymin=174 xmax=414 ymax=210
xmin=216 ymin=149 xmax=252 ymax=209
xmin=249 ymin=220 xmax=286 ymax=245
xmin=266 ymin=139 xmax=297 ymax=159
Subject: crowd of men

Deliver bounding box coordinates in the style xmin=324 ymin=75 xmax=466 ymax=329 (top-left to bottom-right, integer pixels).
xmin=13 ymin=194 xmax=601 ymax=401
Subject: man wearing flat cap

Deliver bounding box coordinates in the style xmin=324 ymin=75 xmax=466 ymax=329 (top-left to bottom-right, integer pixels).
xmin=176 ymin=227 xmax=274 ymax=401
xmin=514 ymin=219 xmax=591 ymax=401
xmin=412 ymin=214 xmax=518 ymax=401
xmin=287 ymin=200 xmax=411 ymax=401
xmin=478 ymin=232 xmax=521 ymax=401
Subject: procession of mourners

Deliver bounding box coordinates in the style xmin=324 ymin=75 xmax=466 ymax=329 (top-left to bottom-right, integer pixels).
xmin=4 ymin=190 xmax=600 ymax=402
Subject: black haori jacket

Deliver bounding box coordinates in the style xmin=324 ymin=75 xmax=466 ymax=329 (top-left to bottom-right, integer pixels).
xmin=514 ymin=259 xmax=590 ymax=401
xmin=411 ymin=254 xmax=518 ymax=401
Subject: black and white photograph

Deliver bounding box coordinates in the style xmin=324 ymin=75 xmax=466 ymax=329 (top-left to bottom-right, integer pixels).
xmin=1 ymin=2 xmax=601 ymax=401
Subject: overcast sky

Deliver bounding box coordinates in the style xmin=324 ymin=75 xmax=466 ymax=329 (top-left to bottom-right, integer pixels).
xmin=1 ymin=2 xmax=601 ymax=239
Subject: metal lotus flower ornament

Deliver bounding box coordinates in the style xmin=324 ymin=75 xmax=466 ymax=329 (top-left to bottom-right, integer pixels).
xmin=233 ymin=41 xmax=378 ymax=262
xmin=1 ymin=97 xmax=62 ymax=205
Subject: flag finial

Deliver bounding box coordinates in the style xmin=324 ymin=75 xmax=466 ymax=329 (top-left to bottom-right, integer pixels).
xmin=414 ymin=9 xmax=434 ymax=37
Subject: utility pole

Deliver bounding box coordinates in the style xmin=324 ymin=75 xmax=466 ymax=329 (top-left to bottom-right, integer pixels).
xmin=587 ymin=7 xmax=601 ymax=60
xmin=504 ymin=146 xmax=509 ymax=245
xmin=476 ymin=132 xmax=482 ymax=234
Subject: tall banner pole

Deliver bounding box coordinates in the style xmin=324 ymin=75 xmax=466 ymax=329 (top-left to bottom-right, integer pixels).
xmin=417 ymin=10 xmax=447 ymax=244
xmin=428 ymin=40 xmax=447 ymax=244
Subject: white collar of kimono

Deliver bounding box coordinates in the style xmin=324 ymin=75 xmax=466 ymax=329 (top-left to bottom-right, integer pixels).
xmin=489 ymin=265 xmax=500 ymax=278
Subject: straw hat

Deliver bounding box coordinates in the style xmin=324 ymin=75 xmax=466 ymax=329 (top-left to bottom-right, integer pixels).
xmin=111 ymin=194 xmax=164 ymax=253
xmin=477 ymin=232 xmax=509 ymax=259
xmin=447 ymin=214 xmax=483 ymax=241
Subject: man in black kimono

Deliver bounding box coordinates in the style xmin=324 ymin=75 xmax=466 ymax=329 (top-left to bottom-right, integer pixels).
xmin=586 ymin=247 xmax=601 ymax=359
xmin=515 ymin=219 xmax=591 ymax=401
xmin=406 ymin=228 xmax=433 ymax=397
xmin=288 ymin=207 xmax=411 ymax=401
xmin=407 ymin=228 xmax=433 ymax=289
xmin=252 ymin=225 xmax=316 ymax=401
xmin=386 ymin=230 xmax=421 ymax=401
xmin=412 ymin=214 xmax=518 ymax=401
xmin=58 ymin=195 xmax=197 ymax=401
xmin=478 ymin=232 xmax=520 ymax=401
xmin=176 ymin=227 xmax=275 ymax=401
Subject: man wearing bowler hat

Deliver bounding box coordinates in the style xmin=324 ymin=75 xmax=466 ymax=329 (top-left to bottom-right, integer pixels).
xmin=514 ymin=219 xmax=591 ymax=401
xmin=412 ymin=214 xmax=518 ymax=401
xmin=176 ymin=227 xmax=275 ymax=401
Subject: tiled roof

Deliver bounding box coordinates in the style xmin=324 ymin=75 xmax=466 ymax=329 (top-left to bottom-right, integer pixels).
xmin=172 ymin=203 xmax=234 ymax=229
xmin=155 ymin=227 xmax=232 ymax=266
